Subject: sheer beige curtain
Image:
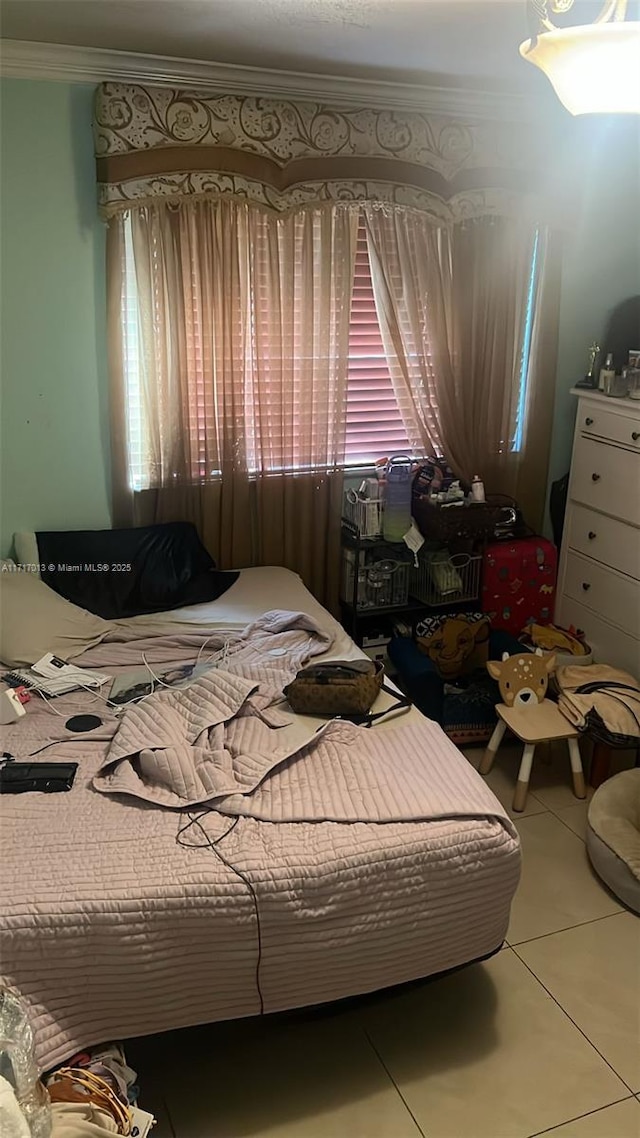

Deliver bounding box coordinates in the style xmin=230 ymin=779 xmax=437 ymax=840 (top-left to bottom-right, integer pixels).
xmin=363 ymin=206 xmax=561 ymax=530
xmin=248 ymin=205 xmax=357 ymax=605
xmin=106 ymin=199 xmax=357 ymax=609
xmin=441 ymin=217 xmax=561 ymax=527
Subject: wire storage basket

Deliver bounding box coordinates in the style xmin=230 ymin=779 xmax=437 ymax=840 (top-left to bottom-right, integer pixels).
xmin=342 ymin=492 xmax=383 ymax=539
xmin=411 ymin=547 xmax=482 ymax=607
xmin=412 ymin=495 xmax=518 ymax=548
xmin=341 ymin=547 xmax=411 ymax=610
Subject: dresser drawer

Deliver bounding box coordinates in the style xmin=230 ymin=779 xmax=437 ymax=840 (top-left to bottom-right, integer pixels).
xmin=566 ymin=505 xmax=640 ymax=581
xmin=564 ymin=552 xmax=640 ymax=638
xmin=570 ymin=436 xmax=640 ymax=526
xmin=580 ymin=404 xmax=640 ymax=450
xmin=555 ymin=596 xmax=640 ymax=675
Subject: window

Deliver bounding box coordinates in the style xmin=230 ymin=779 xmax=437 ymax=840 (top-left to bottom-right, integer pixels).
xmin=513 ymin=229 xmax=540 ymax=453
xmin=122 ymin=220 xmax=147 ymax=492
xmin=122 ymin=215 xmax=541 ymax=490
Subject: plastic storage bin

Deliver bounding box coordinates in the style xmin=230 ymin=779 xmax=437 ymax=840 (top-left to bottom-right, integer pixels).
xmin=0 ymin=989 xmax=51 ymax=1138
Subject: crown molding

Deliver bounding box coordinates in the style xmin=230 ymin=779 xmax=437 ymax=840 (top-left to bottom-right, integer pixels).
xmin=0 ymin=38 xmax=532 ymax=121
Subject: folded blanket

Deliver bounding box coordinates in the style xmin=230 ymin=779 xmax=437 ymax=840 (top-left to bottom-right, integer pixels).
xmin=556 ymin=664 xmax=640 ymax=745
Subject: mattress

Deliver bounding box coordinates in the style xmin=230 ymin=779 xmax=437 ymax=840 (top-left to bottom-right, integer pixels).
xmin=0 ymin=567 xmax=521 ymax=1071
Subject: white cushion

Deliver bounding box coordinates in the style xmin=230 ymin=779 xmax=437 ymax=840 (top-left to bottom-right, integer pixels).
xmin=0 ymin=567 xmax=110 ymax=667
xmin=587 ymin=769 xmax=640 ymax=915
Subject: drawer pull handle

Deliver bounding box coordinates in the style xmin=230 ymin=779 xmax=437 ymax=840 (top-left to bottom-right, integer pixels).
xmin=591 ymin=472 xmax=601 ymax=482
xmin=632 ymin=431 xmax=639 ymax=441
xmin=582 ymin=582 xmax=591 ymax=591
xmin=585 ymin=417 xmax=594 ymax=426
xmin=588 ymin=531 xmax=597 ymax=540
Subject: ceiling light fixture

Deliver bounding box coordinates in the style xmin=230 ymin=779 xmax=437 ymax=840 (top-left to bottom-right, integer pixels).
xmin=520 ymin=0 xmax=640 ymax=115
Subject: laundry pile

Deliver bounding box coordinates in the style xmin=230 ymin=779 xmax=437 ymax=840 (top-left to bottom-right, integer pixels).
xmin=556 ymin=664 xmax=640 ymax=747
xmin=0 ymin=985 xmax=155 ymax=1137
xmin=44 ymin=1040 xmax=144 ymax=1136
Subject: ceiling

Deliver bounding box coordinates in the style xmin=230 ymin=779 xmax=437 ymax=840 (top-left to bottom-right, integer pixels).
xmin=0 ymin=0 xmax=583 ymax=94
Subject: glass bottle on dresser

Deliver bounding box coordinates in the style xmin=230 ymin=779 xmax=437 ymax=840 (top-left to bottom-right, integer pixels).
xmin=598 ymin=352 xmax=615 ymax=392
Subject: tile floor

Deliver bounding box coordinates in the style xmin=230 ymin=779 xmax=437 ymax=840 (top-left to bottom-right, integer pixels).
xmin=127 ymin=743 xmax=639 ymax=1138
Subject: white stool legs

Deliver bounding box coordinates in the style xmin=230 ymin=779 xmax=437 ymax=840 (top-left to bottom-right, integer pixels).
xmin=567 ymin=737 xmax=587 ymax=800
xmin=477 ymin=707 xmax=584 ymax=814
xmin=513 ymin=743 xmax=536 ymax=813
xmin=479 ymin=719 xmax=506 ymax=774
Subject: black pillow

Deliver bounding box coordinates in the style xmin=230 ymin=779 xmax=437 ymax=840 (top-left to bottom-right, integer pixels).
xmin=36 ymin=522 xmax=239 ymax=619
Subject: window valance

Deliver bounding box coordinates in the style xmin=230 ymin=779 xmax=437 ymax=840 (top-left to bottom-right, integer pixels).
xmin=94 ymin=82 xmax=542 ymax=224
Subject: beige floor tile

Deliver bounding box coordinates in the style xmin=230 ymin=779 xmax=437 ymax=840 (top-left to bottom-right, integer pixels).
xmin=507 ymin=813 xmax=622 ymax=945
xmin=355 ymin=948 xmax=626 ymax=1138
xmin=517 ymin=913 xmax=640 ymax=1093
xmin=463 ymin=744 xmax=547 ymax=818
xmin=527 ymin=739 xmax=592 ymax=811
xmin=153 ymin=1011 xmax=422 ymax=1138
xmin=536 ymin=1097 xmax=640 ymax=1137
xmin=531 ymin=746 xmax=637 ymax=812
xmin=467 ymin=738 xmax=589 ymax=813
xmin=553 ymin=800 xmax=590 ymax=841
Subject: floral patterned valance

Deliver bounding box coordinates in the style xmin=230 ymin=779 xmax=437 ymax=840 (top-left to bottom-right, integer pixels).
xmin=94 ymin=82 xmax=541 ymax=222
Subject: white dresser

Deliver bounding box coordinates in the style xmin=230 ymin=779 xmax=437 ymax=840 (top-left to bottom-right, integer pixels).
xmin=556 ymin=388 xmax=640 ymax=677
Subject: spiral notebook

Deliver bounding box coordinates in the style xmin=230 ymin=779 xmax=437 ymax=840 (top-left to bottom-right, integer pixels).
xmin=3 ymin=654 xmax=111 ymax=697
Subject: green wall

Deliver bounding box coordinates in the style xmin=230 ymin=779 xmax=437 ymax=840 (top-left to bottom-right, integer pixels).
xmin=0 ymin=79 xmax=111 ymax=556
xmin=545 ymin=116 xmax=640 ymax=510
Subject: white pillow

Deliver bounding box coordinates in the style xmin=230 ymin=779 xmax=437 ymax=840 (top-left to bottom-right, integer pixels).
xmin=13 ymin=532 xmax=40 ymax=575
xmin=0 ymin=567 xmax=111 ymax=667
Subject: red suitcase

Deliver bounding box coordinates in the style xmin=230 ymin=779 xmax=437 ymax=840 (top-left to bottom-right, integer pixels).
xmin=482 ymin=537 xmax=557 ymax=635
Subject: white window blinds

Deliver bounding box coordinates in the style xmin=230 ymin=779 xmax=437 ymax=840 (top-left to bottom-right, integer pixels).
xmin=344 ymin=220 xmax=413 ymax=465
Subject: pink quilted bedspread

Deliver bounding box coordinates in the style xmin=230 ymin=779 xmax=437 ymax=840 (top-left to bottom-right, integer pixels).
xmin=0 ymin=612 xmax=520 ymax=1070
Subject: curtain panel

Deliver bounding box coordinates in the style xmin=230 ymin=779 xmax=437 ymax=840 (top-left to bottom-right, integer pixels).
xmin=96 ymin=82 xmax=558 ymax=605
xmin=107 ymin=198 xmax=357 ymax=609
xmin=363 ymin=207 xmax=561 ymax=529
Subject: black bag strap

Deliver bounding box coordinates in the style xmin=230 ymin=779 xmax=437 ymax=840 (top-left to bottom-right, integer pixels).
xmin=336 ymin=682 xmax=412 ymax=728
xmin=575 ymin=680 xmax=640 ymax=698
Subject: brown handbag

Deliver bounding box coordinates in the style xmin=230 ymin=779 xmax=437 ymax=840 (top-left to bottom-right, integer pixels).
xmin=284 ymin=659 xmax=410 ymax=725
xmin=285 ymin=659 xmax=383 ymax=716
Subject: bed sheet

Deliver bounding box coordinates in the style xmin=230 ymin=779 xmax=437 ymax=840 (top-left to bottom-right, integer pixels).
xmin=112 ymin=566 xmax=359 ymax=659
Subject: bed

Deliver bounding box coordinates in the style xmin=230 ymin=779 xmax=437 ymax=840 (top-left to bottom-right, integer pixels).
xmin=0 ymin=555 xmax=520 ymax=1072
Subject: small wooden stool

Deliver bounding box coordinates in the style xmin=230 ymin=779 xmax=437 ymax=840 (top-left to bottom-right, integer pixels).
xmin=479 ymin=699 xmax=586 ymax=813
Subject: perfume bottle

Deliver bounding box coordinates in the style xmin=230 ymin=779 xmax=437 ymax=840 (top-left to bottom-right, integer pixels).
xmin=626 ymin=367 xmax=640 ymax=400
xmin=598 ymin=352 xmax=615 ymax=392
